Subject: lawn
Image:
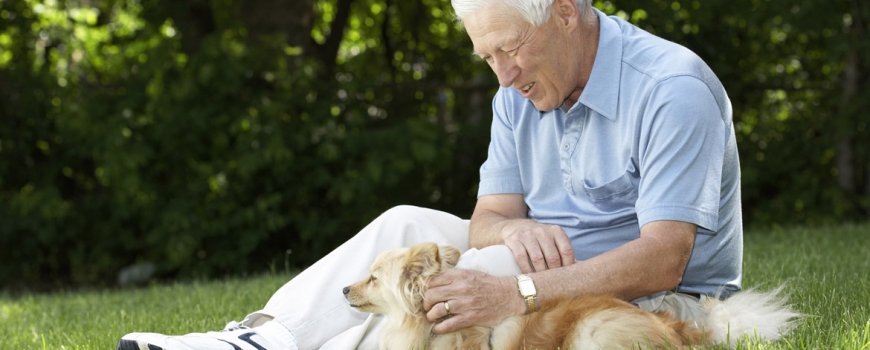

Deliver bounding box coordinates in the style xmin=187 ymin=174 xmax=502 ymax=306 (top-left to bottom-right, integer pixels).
xmin=1 ymin=224 xmax=868 ymax=349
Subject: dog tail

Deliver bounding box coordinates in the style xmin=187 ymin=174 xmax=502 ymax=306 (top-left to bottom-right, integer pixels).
xmin=701 ymin=285 xmax=802 ymax=346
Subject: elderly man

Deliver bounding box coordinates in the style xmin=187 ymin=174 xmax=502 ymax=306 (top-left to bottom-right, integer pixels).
xmin=117 ymin=0 xmax=741 ymax=349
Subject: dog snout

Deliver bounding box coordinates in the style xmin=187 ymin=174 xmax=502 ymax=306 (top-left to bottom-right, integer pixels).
xmin=343 ymin=286 xmax=350 ymax=296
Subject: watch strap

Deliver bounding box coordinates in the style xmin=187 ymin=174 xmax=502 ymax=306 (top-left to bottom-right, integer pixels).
xmin=515 ymin=274 xmax=540 ymax=314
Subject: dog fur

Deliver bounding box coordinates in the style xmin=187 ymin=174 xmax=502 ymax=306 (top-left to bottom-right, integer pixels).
xmin=344 ymin=242 xmax=800 ymax=349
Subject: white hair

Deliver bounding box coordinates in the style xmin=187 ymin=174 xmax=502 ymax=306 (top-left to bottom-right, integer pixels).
xmin=452 ymin=0 xmax=592 ymax=26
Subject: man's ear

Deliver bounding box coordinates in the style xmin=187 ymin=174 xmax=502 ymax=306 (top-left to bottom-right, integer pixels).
xmin=553 ymin=0 xmax=579 ymax=29
xmin=439 ymin=245 xmax=461 ymax=268
xmin=405 ymin=242 xmax=442 ymax=279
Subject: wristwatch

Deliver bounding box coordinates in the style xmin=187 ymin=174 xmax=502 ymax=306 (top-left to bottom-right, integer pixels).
xmin=515 ymin=274 xmax=539 ymax=314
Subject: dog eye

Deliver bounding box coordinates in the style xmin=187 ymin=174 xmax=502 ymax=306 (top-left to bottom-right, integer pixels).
xmin=368 ymin=276 xmax=377 ymax=283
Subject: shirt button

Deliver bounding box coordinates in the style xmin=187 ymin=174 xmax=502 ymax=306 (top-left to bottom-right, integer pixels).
xmin=563 ymin=143 xmax=570 ymax=150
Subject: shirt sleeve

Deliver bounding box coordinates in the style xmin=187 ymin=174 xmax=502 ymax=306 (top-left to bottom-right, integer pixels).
xmin=635 ymin=76 xmax=728 ymax=231
xmin=478 ymin=88 xmax=525 ymax=197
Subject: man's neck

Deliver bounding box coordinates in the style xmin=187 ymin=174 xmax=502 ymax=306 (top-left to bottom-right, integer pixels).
xmin=564 ymin=11 xmax=600 ymax=111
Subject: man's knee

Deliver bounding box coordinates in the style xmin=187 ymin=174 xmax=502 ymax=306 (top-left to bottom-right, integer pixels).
xmin=370 ymin=205 xmax=469 ymax=249
xmin=456 ymin=245 xmax=521 ymax=276
xmin=635 ymin=292 xmax=707 ymax=326
xmin=377 ymin=205 xmax=432 ymax=225
xmin=381 ymin=204 xmax=426 ymax=216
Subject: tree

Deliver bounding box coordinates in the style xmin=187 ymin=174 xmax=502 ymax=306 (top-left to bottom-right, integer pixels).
xmin=0 ymin=0 xmax=867 ymax=289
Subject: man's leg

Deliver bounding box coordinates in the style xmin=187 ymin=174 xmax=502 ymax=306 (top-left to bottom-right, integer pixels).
xmin=254 ymin=205 xmax=471 ymax=349
xmin=118 ymin=205 xmax=471 ymax=350
xmin=633 ymin=292 xmax=707 ymax=327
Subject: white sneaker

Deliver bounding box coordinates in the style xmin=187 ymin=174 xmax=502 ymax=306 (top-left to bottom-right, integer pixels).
xmin=117 ymin=322 xmax=279 ymax=350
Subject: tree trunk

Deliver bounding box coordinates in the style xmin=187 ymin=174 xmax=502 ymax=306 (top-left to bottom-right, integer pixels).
xmin=836 ymin=51 xmax=859 ymax=193
xmin=318 ymin=0 xmax=356 ymax=75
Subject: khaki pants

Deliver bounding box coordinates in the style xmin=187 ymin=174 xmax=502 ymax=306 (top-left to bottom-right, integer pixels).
xmin=632 ymin=291 xmax=707 ymax=328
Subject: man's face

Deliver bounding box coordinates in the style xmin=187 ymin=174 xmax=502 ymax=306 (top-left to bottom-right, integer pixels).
xmin=464 ymin=3 xmax=580 ymax=111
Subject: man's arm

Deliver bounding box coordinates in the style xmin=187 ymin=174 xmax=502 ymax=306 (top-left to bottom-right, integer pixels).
xmin=532 ymin=220 xmax=696 ymax=302
xmin=469 ymin=193 xmax=576 ymax=272
xmin=424 ymin=213 xmax=696 ymax=334
xmin=467 ymin=193 xmax=527 ymax=248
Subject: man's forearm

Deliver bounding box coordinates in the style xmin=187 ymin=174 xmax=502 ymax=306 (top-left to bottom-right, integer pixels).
xmin=469 ymin=193 xmax=532 ymax=249
xmin=469 ymin=197 xmax=695 ymax=308
xmin=531 ymin=221 xmax=696 ymax=304
xmin=469 ymin=209 xmax=522 ymax=248
xmin=534 ymin=237 xmax=676 ymax=303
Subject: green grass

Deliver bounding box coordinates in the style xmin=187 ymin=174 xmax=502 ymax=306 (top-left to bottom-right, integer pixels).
xmin=1 ymin=224 xmax=869 ymax=349
xmin=0 ymin=272 xmax=294 ymax=349
xmin=738 ymin=223 xmax=870 ymax=349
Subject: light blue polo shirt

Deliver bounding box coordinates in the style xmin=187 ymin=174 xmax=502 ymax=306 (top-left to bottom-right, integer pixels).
xmin=477 ymin=8 xmax=742 ymax=297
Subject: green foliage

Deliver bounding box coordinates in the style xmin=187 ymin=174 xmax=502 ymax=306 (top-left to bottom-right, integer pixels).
xmin=0 ymin=0 xmax=490 ymax=288
xmin=0 ymin=0 xmax=868 ymax=288
xmin=605 ymin=0 xmax=870 ymax=226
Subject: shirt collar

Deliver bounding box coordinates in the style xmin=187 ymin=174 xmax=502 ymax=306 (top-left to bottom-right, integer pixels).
xmin=576 ymin=8 xmax=623 ymax=121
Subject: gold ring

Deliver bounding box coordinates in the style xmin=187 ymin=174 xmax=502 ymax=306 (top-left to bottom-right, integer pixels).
xmin=444 ymin=301 xmax=451 ymax=315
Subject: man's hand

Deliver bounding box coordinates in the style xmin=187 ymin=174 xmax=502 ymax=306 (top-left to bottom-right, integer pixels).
xmin=500 ymin=220 xmax=575 ymax=273
xmin=469 ymin=194 xmax=576 ymax=273
xmin=422 ymin=269 xmax=524 ymax=334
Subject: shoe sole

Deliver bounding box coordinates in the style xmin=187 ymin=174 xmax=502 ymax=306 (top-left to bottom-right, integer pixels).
xmin=116 ymin=339 xmax=164 ymax=350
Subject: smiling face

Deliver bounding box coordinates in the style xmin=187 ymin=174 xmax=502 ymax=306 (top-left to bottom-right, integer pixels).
xmin=463 ymin=0 xmax=596 ymax=111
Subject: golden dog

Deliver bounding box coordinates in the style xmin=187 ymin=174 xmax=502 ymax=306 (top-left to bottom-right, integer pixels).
xmin=344 ymin=242 xmax=799 ymax=349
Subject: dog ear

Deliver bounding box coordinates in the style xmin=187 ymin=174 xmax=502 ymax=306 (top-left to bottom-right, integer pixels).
xmin=438 ymin=245 xmax=461 ymax=268
xmin=405 ymin=242 xmax=442 ymax=279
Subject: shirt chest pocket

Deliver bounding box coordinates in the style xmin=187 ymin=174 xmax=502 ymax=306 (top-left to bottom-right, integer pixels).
xmin=575 ymin=163 xmax=640 ymax=213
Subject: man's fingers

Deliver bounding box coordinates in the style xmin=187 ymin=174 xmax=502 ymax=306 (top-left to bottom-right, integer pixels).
xmin=536 ymin=227 xmax=564 ymax=269
xmin=426 ymin=272 xmax=453 ymax=289
xmin=423 ymin=272 xmax=458 ymax=311
xmin=526 ymin=246 xmax=548 ymax=272
xmin=424 ymin=274 xmax=517 ymax=335
xmin=502 ymin=221 xmax=573 ymax=272
xmin=424 ymin=301 xmax=453 ymax=323
xmin=521 ymin=231 xmax=550 ymax=272
xmin=423 ymin=285 xmax=446 ymax=311
xmin=505 ymin=240 xmax=534 ymax=273
xmin=552 ymin=226 xmax=576 ymax=267
xmin=431 ymin=313 xmax=469 ymax=334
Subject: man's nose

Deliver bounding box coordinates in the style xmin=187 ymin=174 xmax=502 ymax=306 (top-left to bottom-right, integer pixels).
xmin=493 ymin=58 xmax=519 ymax=87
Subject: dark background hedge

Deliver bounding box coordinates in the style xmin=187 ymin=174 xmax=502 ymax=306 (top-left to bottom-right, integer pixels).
xmin=1 ymin=0 xmax=868 ymax=290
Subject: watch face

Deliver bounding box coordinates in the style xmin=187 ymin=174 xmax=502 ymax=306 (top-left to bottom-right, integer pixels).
xmin=519 ymin=281 xmax=536 ymax=296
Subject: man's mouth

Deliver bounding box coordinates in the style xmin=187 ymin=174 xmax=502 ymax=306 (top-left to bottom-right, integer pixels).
xmin=521 ymin=82 xmax=534 ymax=93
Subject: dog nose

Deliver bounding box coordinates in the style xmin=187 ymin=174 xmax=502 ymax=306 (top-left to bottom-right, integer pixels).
xmin=342 ymin=286 xmax=350 ymax=295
